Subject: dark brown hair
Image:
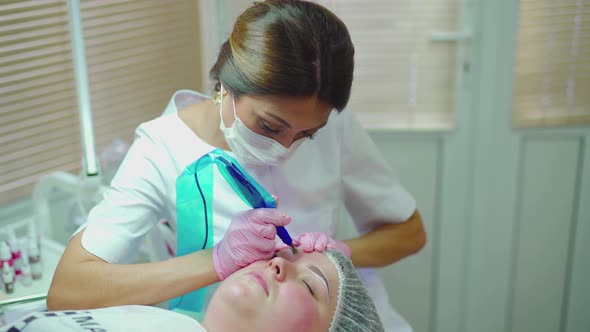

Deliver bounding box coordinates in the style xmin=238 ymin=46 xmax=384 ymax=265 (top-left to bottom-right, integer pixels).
xmin=209 ymin=0 xmax=354 ymax=112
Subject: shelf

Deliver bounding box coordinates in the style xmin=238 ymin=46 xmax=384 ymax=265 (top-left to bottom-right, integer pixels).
xmin=0 ymin=238 xmax=65 ymax=325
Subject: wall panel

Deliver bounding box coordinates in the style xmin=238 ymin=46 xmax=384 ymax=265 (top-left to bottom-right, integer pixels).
xmin=565 ymin=136 xmax=590 ymax=332
xmin=510 ymin=137 xmax=582 ymax=332
xmin=373 ymin=134 xmax=440 ymax=332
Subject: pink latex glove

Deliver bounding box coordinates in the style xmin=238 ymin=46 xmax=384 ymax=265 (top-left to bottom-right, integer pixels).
xmin=213 ymin=208 xmax=292 ymax=280
xmin=277 ymin=232 xmax=352 ymax=258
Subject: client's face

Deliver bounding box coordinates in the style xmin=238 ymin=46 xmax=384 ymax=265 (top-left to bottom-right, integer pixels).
xmin=203 ymin=251 xmax=339 ymax=332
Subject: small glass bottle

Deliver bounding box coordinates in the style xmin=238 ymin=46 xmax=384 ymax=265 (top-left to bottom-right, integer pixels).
xmin=2 ymin=261 xmax=14 ymax=294
xmin=7 ymin=228 xmax=22 ymax=276
xmin=19 ymin=248 xmax=32 ymax=287
xmin=0 ymin=241 xmax=13 ymax=274
xmin=27 ymin=221 xmax=41 ymax=259
xmin=28 ymin=237 xmax=42 ymax=280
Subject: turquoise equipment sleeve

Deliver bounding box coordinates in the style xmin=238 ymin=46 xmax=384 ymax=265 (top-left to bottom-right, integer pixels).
xmin=169 ymin=157 xmax=215 ymax=316
xmin=170 ymin=149 xmax=291 ymax=318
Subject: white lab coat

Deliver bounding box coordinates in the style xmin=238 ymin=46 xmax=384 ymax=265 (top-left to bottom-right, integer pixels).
xmin=81 ymin=90 xmax=416 ymax=332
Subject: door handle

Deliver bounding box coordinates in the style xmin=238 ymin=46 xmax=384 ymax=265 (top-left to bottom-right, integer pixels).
xmin=430 ymin=31 xmax=472 ymax=43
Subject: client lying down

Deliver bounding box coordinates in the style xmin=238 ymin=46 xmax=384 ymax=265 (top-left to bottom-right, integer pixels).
xmin=2 ymin=250 xmax=383 ymax=332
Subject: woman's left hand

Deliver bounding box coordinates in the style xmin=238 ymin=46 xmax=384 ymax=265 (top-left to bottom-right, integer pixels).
xmin=278 ymin=232 xmax=351 ymax=258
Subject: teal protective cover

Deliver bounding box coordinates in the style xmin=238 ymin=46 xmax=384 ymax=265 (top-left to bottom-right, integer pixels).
xmin=169 ymin=149 xmax=276 ymax=316
xmin=169 ymin=154 xmax=215 ymax=314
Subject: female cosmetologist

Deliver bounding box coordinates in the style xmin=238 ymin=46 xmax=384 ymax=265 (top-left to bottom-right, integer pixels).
xmin=48 ymin=1 xmax=426 ymax=331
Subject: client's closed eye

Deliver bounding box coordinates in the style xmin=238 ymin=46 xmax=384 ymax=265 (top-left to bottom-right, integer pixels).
xmin=308 ymin=265 xmax=330 ymax=298
xmin=302 ymin=279 xmax=315 ymax=296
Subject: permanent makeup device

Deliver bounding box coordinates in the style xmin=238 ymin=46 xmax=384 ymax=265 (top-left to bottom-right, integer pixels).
xmin=206 ymin=149 xmax=297 ymax=253
xmin=171 ymin=148 xmax=296 ymax=315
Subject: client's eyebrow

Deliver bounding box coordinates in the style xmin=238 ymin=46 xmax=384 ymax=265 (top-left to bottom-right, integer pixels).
xmin=308 ymin=265 xmax=330 ymax=298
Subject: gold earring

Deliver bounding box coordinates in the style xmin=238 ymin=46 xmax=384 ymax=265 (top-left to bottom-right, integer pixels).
xmin=213 ymin=91 xmax=222 ymax=105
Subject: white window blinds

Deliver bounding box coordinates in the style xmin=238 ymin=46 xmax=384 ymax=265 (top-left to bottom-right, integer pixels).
xmin=513 ymin=0 xmax=590 ymax=127
xmin=80 ymin=0 xmax=200 ymax=152
xmin=1 ymin=1 xmax=78 ymax=205
xmin=320 ymin=0 xmax=460 ymax=129
xmin=0 ymin=0 xmax=201 ymax=205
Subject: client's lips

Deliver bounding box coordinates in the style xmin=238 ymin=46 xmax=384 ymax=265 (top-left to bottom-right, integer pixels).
xmin=250 ymin=272 xmax=269 ymax=295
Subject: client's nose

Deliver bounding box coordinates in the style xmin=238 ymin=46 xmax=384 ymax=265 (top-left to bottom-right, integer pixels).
xmin=268 ymin=257 xmax=291 ymax=282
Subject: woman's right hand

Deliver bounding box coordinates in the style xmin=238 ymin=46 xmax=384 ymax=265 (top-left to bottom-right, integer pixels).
xmin=213 ymin=208 xmax=292 ymax=280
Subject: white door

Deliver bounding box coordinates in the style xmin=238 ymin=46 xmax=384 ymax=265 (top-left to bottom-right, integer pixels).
xmin=460 ymin=1 xmax=590 ymax=332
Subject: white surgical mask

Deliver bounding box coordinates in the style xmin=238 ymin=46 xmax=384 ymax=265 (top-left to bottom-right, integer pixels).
xmin=218 ymin=86 xmax=303 ymax=166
